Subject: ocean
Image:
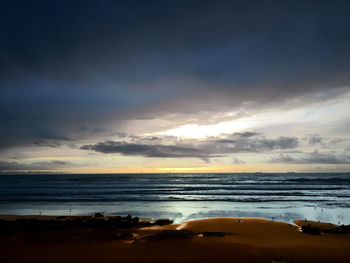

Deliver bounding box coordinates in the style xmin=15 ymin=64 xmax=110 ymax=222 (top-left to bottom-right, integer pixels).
xmin=1 ymin=173 xmax=349 ymax=224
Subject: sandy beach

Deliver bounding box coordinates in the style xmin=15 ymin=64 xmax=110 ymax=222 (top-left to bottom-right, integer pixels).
xmin=1 ymin=215 xmax=350 ymax=263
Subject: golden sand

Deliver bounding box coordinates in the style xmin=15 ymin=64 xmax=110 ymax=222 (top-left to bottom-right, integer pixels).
xmin=1 ymin=215 xmax=349 ymax=263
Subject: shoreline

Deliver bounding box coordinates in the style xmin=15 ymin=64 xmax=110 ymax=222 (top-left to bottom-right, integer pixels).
xmin=1 ymin=214 xmax=350 ymax=263
xmin=0 ymin=213 xmax=344 ymax=226
xmin=0 ymin=213 xmax=337 ymax=223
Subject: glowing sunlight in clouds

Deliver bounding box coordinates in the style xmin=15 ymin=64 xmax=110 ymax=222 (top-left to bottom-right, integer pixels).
xmin=157 ymin=117 xmax=255 ymax=138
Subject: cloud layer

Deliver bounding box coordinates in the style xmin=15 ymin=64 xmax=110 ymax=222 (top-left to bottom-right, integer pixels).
xmin=81 ymin=134 xmax=299 ymax=159
xmin=271 ymin=151 xmax=350 ymax=164
xmin=1 ymin=1 xmax=350 ymax=172
xmin=1 ymin=1 xmax=350 ymax=151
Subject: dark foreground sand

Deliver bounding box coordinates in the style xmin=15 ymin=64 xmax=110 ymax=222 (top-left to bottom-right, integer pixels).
xmin=1 ymin=215 xmax=350 ymax=263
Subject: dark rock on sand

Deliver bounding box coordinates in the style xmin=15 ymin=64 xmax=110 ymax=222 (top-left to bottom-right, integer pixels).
xmin=112 ymin=232 xmax=134 ymax=240
xmin=202 ymin=231 xmax=226 ymax=237
xmin=94 ymin=213 xmax=104 ymax=218
xmin=0 ymin=215 xmax=174 ymax=237
xmin=139 ymin=230 xmax=195 ymax=242
xmin=153 ymin=219 xmax=174 ymax=226
xmin=301 ymin=226 xmax=321 ymax=235
xmin=126 ymin=214 xmax=132 ymax=222
xmin=301 ymin=224 xmax=350 ymax=235
xmin=325 ymin=224 xmax=350 ymax=234
xmin=272 ymin=257 xmax=290 ymax=263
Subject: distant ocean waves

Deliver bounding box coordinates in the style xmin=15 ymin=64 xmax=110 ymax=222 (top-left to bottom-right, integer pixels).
xmin=0 ymin=173 xmax=349 ymax=224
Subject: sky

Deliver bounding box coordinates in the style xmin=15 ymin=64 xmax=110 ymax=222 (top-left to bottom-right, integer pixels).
xmin=1 ymin=0 xmax=350 ymax=173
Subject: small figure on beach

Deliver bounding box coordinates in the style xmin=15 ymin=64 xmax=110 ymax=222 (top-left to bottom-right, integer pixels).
xmin=238 ymin=218 xmax=242 ymax=223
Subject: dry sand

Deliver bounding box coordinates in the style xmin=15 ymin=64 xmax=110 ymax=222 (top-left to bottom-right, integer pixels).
xmin=1 ymin=215 xmax=349 ymax=263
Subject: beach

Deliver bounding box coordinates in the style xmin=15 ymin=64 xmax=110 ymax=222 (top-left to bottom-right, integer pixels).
xmin=2 ymin=1 xmax=350 ymax=262
xmin=1 ymin=215 xmax=350 ymax=263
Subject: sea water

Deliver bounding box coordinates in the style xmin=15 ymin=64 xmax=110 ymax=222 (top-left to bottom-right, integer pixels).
xmin=0 ymin=173 xmax=349 ymax=224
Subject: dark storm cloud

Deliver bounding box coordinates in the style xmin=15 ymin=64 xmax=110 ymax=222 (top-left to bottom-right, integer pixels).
xmin=213 ymin=134 xmax=299 ymax=152
xmin=308 ymin=136 xmax=323 ymax=146
xmin=0 ymin=160 xmax=70 ymax=172
xmin=233 ymin=132 xmax=259 ymax=138
xmin=211 ymin=136 xmax=299 ymax=153
xmin=81 ymin=141 xmax=211 ymax=158
xmin=32 ymin=160 xmax=68 ymax=166
xmin=2 ymin=0 xmax=350 ymax=85
xmin=214 ymin=132 xmax=262 ymax=144
xmin=307 ymin=136 xmax=347 ymax=147
xmin=271 ymin=150 xmax=350 ymax=164
xmin=1 ymin=0 xmax=350 ymax=149
xmin=81 ymin=135 xmax=299 ymax=158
